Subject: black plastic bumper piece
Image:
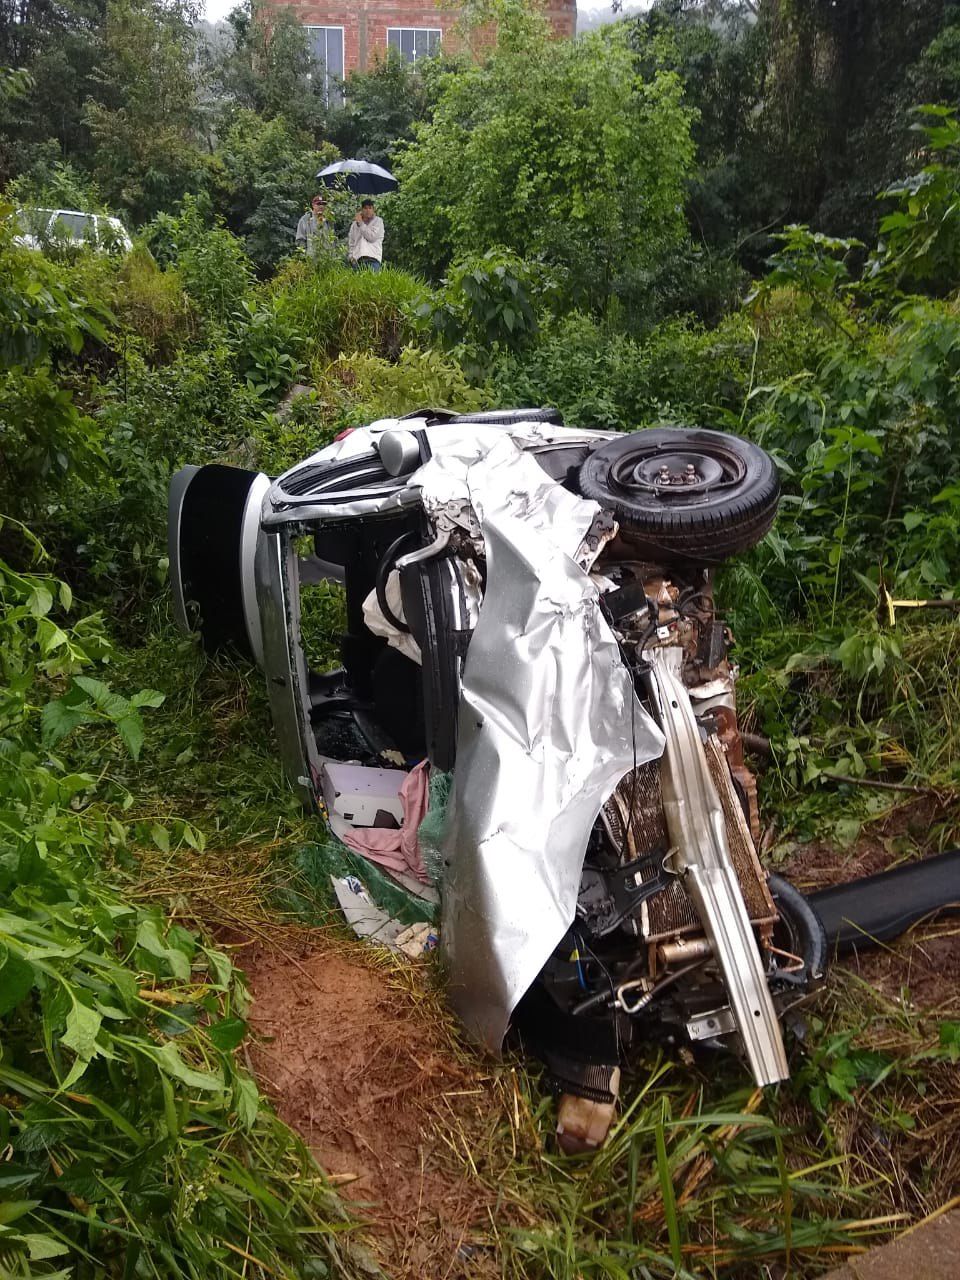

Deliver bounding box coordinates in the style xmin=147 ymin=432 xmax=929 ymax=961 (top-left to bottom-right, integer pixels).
xmin=809 ymin=848 xmax=960 ymax=953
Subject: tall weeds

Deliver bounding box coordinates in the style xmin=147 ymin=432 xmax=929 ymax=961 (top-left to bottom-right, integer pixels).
xmin=0 ymin=526 xmax=370 ymax=1278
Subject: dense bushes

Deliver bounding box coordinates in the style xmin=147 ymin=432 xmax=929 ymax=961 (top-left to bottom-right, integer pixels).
xmin=490 ymin=311 xmax=758 ymax=428
xmin=0 ymin=535 xmax=366 ymax=1277
xmin=271 ymin=257 xmax=426 ymax=364
xmin=0 ymin=214 xmax=110 ymax=522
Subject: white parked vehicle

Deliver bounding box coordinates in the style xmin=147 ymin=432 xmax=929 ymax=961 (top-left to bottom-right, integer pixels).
xmin=13 ymin=207 xmax=133 ymax=254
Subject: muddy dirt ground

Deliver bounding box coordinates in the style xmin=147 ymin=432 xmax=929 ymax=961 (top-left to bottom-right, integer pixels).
xmin=780 ymin=798 xmax=960 ymax=1016
xmin=239 ymin=938 xmax=506 ymax=1279
xmin=237 ymin=804 xmax=958 ymax=1277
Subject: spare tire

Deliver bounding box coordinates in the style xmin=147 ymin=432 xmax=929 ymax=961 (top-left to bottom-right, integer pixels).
xmin=168 ymin=464 xmax=269 ymax=661
xmin=577 ymin=427 xmax=779 ymax=564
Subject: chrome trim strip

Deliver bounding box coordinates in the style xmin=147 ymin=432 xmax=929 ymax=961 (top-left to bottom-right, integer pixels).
xmin=238 ymin=472 xmax=270 ymax=670
xmin=647 ymin=647 xmax=789 ymax=1087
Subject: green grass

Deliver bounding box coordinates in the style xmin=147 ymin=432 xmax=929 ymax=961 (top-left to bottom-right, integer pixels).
xmin=472 ymin=974 xmax=960 ymax=1280
xmin=0 ymin=547 xmax=377 ymax=1280
xmin=270 ymin=257 xmax=427 ymax=367
xmin=86 ymin=616 xmax=960 ymax=1280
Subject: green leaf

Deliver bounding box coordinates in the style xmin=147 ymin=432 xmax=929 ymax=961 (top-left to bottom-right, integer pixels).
xmin=56 ymin=772 xmax=96 ymax=799
xmin=37 ymin=618 xmax=69 ymax=655
xmin=116 ymin=711 xmax=145 ymax=760
xmin=204 ymin=948 xmax=233 ymax=987
xmin=825 ymin=1054 xmax=859 ymax=1102
xmin=654 ymin=1120 xmax=681 ymax=1272
xmin=24 ymin=1234 xmax=70 ymax=1260
xmin=0 ymin=953 xmax=35 ymax=1016
xmin=41 ymin=699 xmax=90 ymax=747
xmin=160 ymin=1071 xmax=180 ymax=1138
xmin=233 ymin=1074 xmax=260 ymax=1130
xmin=74 ymin=675 xmax=128 ymax=719
xmin=207 ymin=1017 xmax=247 ymax=1052
xmin=60 ymin=1002 xmax=103 ymax=1063
xmin=27 ymin=585 xmax=53 ymax=617
xmin=0 ymin=1164 xmax=41 ymax=1193
xmin=0 ymin=1200 xmax=39 ymax=1225
xmin=130 ymin=689 xmax=165 ymax=709
xmin=149 ymin=825 xmax=170 ymax=854
xmin=135 ymin=918 xmax=189 ymax=980
xmin=152 ymin=1042 xmax=224 ymax=1093
xmin=938 ymin=1021 xmax=960 ymax=1061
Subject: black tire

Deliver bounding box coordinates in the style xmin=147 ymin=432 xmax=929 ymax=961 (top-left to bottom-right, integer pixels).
xmin=168 ymin=464 xmax=261 ymax=657
xmin=577 ymin=428 xmax=780 ymax=564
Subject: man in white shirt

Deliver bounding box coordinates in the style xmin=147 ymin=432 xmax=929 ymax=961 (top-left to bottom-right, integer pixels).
xmin=347 ymin=200 xmax=384 ymax=272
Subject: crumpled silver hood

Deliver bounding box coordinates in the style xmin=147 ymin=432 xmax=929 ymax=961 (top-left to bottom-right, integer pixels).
xmin=428 ymin=437 xmax=665 ymax=1051
xmin=260 ymin=418 xmax=665 ymax=1049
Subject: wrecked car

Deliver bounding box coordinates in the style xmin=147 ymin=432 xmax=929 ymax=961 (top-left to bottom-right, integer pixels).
xmin=170 ymin=409 xmax=830 ymax=1149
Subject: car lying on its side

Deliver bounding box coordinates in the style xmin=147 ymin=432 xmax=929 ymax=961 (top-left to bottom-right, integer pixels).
xmin=13 ymin=207 xmax=133 ymax=255
xmin=170 ymin=409 xmax=829 ymax=1149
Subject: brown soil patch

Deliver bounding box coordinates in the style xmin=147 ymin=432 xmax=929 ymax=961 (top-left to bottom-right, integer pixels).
xmin=781 ymin=799 xmax=960 ymax=1015
xmin=838 ymin=921 xmax=960 ymax=1016
xmin=779 ymin=796 xmax=945 ymax=893
xmin=238 ymin=937 xmax=505 ymax=1279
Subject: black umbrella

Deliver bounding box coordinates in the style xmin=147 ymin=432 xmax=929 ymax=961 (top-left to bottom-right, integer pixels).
xmin=316 ymin=159 xmax=398 ymax=195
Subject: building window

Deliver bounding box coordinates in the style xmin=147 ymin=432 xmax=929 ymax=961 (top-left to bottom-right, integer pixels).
xmin=387 ymin=28 xmax=442 ymax=64
xmin=305 ymin=26 xmax=344 ymax=104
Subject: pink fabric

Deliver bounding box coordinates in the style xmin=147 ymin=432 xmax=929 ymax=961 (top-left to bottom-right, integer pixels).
xmin=341 ymin=760 xmax=431 ymax=883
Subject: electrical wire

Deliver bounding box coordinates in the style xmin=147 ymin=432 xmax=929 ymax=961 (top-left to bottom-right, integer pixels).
xmin=576 ymin=932 xmax=616 ymax=1001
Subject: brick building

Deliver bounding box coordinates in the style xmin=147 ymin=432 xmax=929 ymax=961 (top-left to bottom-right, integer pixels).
xmin=267 ymin=1 xmax=577 ymax=102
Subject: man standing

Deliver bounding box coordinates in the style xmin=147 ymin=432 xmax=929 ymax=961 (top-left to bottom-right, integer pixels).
xmin=347 ymin=199 xmax=384 ymax=271
xmin=295 ymin=195 xmax=333 ymax=256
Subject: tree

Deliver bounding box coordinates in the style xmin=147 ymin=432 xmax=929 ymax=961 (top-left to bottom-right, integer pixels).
xmin=323 ymin=48 xmax=447 ymax=170
xmin=207 ymin=1 xmax=326 ymax=137
xmin=0 ymin=0 xmax=108 ymax=184
xmin=388 ymin=1 xmax=695 ymax=311
xmin=632 ymin=4 xmax=772 ymax=256
xmin=629 ymin=0 xmax=960 ymax=263
xmin=217 ymin=109 xmax=336 ymax=267
xmin=757 ymin=0 xmax=947 ymax=237
xmin=83 ymin=0 xmax=211 ymax=223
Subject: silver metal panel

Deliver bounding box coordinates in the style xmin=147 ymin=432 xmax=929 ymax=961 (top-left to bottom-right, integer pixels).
xmin=254 ymin=528 xmax=321 ymax=809
xmin=436 ymin=438 xmax=664 ymax=1052
xmin=262 ymin=421 xmax=609 ymax=529
xmin=239 ymin=472 xmax=270 ymax=669
xmin=647 ymin=649 xmax=789 ymax=1086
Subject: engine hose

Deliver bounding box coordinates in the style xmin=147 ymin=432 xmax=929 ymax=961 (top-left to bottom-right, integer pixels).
xmin=767 ymin=873 xmax=828 ymax=987
xmin=571 ymin=959 xmax=705 ymax=1017
xmin=374 ymin=531 xmax=419 ymax=634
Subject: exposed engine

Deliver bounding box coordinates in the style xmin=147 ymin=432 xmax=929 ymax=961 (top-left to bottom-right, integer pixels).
xmin=522 ymin=552 xmax=827 ymax=1149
